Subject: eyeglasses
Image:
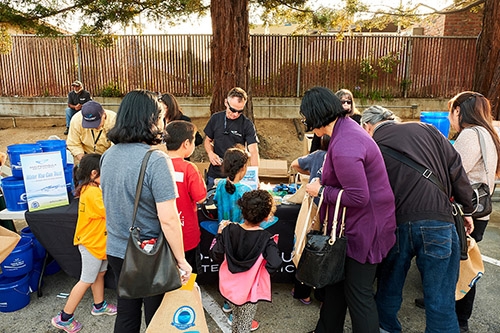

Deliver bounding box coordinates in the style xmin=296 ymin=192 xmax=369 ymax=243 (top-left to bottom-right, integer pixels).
xmin=341 ymin=100 xmax=352 ymax=105
xmin=300 ymin=118 xmax=308 ymax=127
xmin=227 ymin=100 xmax=244 ymax=113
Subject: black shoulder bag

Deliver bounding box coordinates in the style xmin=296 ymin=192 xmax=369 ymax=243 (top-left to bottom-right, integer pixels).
xmin=117 ymin=150 xmax=182 ymax=299
xmin=295 ymin=189 xmax=347 ymax=288
xmin=379 ymin=145 xmax=468 ymax=260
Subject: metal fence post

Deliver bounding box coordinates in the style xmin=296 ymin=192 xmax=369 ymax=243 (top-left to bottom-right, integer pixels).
xmin=75 ymin=37 xmax=82 ymax=82
xmin=188 ymin=35 xmax=193 ymax=97
xmin=296 ymin=36 xmax=303 ymax=98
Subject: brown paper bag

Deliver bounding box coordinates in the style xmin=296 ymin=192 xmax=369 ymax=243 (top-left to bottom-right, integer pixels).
xmin=456 ymin=237 xmax=485 ymax=300
xmin=286 ymin=173 xmax=310 ymax=204
xmin=0 ymin=226 xmax=21 ymax=264
xmin=146 ymin=278 xmax=209 ymax=333
xmin=292 ymin=193 xmax=321 ymax=267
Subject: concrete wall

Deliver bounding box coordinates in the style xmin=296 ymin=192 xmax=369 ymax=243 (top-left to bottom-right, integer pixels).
xmin=0 ymin=96 xmax=451 ymax=128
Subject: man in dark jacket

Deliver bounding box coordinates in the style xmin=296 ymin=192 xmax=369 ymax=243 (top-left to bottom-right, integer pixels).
xmin=361 ymin=105 xmax=473 ymax=333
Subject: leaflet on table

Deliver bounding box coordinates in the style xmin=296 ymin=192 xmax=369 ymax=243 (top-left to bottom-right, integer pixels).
xmin=21 ymin=152 xmax=69 ymax=211
xmin=240 ymin=166 xmax=258 ymax=190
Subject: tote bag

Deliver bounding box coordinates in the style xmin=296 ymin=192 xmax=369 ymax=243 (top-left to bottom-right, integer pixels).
xmin=292 ymin=193 xmax=321 ymax=267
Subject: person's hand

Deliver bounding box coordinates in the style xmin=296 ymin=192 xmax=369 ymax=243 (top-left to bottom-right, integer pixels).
xmin=464 ymin=216 xmax=474 ymax=235
xmin=218 ymin=220 xmax=231 ymax=234
xmin=208 ymin=152 xmax=222 ymax=166
xmin=305 ymin=178 xmax=322 ymax=197
xmin=75 ymin=154 xmax=84 ymax=166
xmin=177 ymin=260 xmax=192 ymax=285
xmin=75 ymin=103 xmax=82 ymax=111
xmin=0 ymin=152 xmax=6 ymax=166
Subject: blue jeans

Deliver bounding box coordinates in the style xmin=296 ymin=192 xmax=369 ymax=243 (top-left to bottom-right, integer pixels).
xmin=376 ymin=220 xmax=460 ymax=333
xmin=65 ymin=107 xmax=77 ymax=127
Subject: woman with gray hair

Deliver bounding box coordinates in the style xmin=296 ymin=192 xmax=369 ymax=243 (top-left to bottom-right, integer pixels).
xmin=360 ymin=105 xmax=401 ymax=135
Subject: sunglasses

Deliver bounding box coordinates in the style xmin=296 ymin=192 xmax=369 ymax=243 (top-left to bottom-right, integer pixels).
xmin=341 ymin=100 xmax=352 ymax=105
xmin=227 ymin=100 xmax=244 ymax=113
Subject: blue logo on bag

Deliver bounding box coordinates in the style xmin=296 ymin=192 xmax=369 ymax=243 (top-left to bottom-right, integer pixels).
xmin=171 ymin=306 xmax=196 ymax=330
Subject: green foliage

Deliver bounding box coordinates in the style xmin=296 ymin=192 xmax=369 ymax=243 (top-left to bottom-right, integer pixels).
xmin=0 ymin=26 xmax=12 ymax=54
xmin=378 ymin=52 xmax=401 ymax=74
xmin=360 ymin=58 xmax=377 ymax=81
xmin=100 ymin=83 xmax=123 ymax=97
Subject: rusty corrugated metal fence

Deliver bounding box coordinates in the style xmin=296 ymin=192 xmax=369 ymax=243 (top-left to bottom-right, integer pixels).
xmin=0 ymin=34 xmax=476 ymax=98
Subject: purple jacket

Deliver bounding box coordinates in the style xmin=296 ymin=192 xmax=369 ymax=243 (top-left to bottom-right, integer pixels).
xmin=321 ymin=117 xmax=396 ymax=264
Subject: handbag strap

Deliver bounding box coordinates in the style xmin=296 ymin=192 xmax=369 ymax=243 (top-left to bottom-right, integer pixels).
xmin=329 ymin=189 xmax=345 ymax=241
xmin=471 ymin=127 xmax=489 ymax=175
xmin=131 ymin=150 xmax=155 ymax=229
xmin=379 ymin=145 xmax=447 ymax=194
xmin=309 ymin=190 xmax=324 ymax=231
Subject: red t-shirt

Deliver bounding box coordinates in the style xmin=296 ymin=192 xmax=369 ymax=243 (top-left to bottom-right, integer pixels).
xmin=171 ymin=158 xmax=207 ymax=251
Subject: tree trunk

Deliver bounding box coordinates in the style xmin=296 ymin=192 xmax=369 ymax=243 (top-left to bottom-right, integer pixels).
xmin=210 ymin=0 xmax=253 ymax=121
xmin=473 ymin=0 xmax=500 ymax=119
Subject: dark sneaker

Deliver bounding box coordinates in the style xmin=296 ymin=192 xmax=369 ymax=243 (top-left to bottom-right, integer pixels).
xmin=64 ymin=127 xmax=69 ymax=135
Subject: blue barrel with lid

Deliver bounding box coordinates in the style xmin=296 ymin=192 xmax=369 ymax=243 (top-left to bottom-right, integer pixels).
xmin=420 ymin=112 xmax=450 ymax=138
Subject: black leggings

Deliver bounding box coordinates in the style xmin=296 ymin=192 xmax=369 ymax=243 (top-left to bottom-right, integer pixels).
xmin=107 ymin=255 xmax=164 ymax=333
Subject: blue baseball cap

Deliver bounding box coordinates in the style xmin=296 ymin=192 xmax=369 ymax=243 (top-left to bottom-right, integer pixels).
xmin=81 ymin=101 xmax=104 ymax=128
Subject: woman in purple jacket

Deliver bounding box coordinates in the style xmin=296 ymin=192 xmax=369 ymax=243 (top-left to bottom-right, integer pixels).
xmin=300 ymin=87 xmax=396 ymax=333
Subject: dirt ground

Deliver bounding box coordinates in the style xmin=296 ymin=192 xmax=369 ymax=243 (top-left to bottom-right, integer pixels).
xmin=0 ymin=118 xmax=306 ymax=169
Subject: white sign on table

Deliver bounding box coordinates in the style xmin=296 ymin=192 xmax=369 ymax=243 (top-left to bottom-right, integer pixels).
xmin=240 ymin=166 xmax=259 ymax=190
xmin=20 ymin=152 xmax=69 ymax=211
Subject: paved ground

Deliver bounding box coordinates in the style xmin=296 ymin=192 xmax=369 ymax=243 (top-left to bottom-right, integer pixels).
xmin=2 ymin=204 xmax=500 ymax=333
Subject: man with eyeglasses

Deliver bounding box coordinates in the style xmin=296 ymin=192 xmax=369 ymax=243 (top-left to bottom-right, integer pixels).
xmin=203 ymin=87 xmax=259 ymax=188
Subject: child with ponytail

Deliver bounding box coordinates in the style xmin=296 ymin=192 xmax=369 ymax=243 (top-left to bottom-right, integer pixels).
xmin=214 ymin=145 xmax=252 ymax=224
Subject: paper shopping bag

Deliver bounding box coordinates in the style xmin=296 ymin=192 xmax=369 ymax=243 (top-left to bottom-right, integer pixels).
xmin=146 ymin=274 xmax=209 ymax=333
xmin=456 ymin=237 xmax=485 ymax=300
xmin=0 ymin=226 xmax=21 ymax=264
xmin=292 ymin=194 xmax=320 ymax=267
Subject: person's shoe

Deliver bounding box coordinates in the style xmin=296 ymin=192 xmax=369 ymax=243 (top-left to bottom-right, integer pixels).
xmin=64 ymin=127 xmax=69 ymax=135
xmin=222 ymin=301 xmax=232 ymax=313
xmin=227 ymin=314 xmax=260 ymax=331
xmin=51 ymin=313 xmax=83 ymax=333
xmin=91 ymin=301 xmax=117 ymax=316
xmin=460 ymin=325 xmax=469 ymax=333
xmin=414 ymin=298 xmax=425 ymax=309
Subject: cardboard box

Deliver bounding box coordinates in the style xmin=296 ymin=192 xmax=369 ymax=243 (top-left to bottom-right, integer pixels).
xmin=259 ymin=159 xmax=289 ymax=178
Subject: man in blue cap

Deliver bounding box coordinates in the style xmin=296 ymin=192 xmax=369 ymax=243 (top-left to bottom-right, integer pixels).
xmin=66 ymin=101 xmax=116 ymax=165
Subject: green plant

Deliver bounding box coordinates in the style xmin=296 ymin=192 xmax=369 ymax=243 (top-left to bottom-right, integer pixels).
xmin=378 ymin=52 xmax=401 ymax=74
xmin=100 ymin=83 xmax=123 ymax=97
xmin=360 ymin=58 xmax=377 ymax=81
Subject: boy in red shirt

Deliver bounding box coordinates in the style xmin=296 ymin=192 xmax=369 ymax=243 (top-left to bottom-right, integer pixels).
xmin=165 ymin=120 xmax=207 ymax=273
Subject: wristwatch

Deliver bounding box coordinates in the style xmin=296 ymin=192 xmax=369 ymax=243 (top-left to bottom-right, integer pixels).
xmin=318 ymin=186 xmax=325 ymax=197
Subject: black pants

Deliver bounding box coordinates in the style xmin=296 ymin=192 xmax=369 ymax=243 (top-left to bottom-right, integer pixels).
xmin=293 ymin=276 xmax=325 ymax=302
xmin=108 ymin=255 xmax=164 ymax=333
xmin=314 ymin=257 xmax=379 ymax=333
xmin=455 ymin=218 xmax=488 ymax=328
xmin=185 ymin=245 xmax=200 ymax=275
